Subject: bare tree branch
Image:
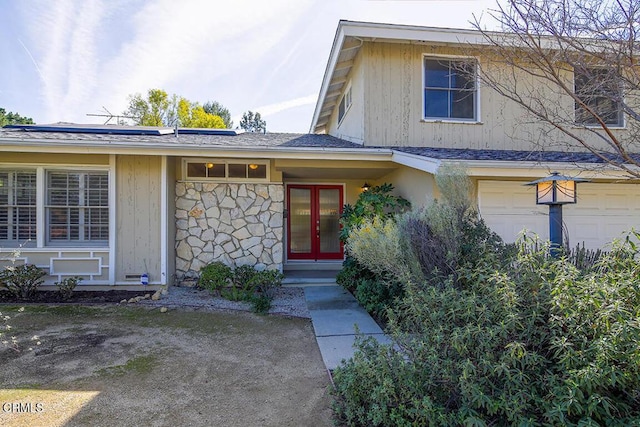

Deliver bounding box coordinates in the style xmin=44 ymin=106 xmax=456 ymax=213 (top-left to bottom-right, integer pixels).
xmin=470 ymin=0 xmax=640 ymax=178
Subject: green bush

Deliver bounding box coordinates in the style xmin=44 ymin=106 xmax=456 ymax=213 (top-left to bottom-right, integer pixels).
xmin=339 ymin=182 xmax=410 ymax=245
xmin=0 ymin=264 xmax=46 ymax=299
xmin=198 ymin=261 xmax=232 ymax=292
xmin=332 ymin=233 xmax=640 ymax=426
xmin=336 ymin=257 xmax=403 ymax=321
xmin=201 ymin=263 xmax=283 ymax=313
xmin=55 ymin=276 xmax=82 ymax=300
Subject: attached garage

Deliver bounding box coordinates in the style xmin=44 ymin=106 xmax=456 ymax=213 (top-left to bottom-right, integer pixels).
xmin=478 ymin=180 xmax=640 ymax=250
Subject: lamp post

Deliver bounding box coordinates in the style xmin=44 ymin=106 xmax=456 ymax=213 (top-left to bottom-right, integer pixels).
xmin=525 ymin=172 xmax=587 ymax=257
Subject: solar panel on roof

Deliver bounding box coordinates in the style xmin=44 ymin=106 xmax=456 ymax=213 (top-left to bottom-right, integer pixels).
xmin=176 ymin=128 xmax=243 ymax=136
xmin=3 ymin=124 xmax=244 ymax=136
xmin=3 ymin=123 xmax=175 ymax=135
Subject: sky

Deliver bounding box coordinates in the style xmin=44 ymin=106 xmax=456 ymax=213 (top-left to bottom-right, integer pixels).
xmin=0 ymin=0 xmax=500 ymax=133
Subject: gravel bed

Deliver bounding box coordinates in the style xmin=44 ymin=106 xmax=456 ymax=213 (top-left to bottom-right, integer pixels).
xmin=136 ymin=285 xmax=311 ymax=319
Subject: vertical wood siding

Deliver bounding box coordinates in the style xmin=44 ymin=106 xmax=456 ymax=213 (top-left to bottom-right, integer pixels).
xmin=323 ymin=41 xmax=628 ymax=152
xmin=116 ymin=155 xmax=162 ymax=283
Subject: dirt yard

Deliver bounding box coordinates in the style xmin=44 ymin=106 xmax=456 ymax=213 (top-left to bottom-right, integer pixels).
xmin=0 ymin=305 xmax=333 ymax=427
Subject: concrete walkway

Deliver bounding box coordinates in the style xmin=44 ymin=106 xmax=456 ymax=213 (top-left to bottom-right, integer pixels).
xmin=304 ymin=285 xmax=391 ymax=370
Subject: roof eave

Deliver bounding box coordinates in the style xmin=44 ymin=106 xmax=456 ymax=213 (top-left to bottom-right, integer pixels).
xmin=0 ymin=138 xmax=394 ymax=161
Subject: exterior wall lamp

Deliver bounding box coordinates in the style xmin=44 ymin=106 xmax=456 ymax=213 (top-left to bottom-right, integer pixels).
xmin=525 ymin=172 xmax=588 ymax=257
xmin=361 ymin=182 xmax=371 ymax=192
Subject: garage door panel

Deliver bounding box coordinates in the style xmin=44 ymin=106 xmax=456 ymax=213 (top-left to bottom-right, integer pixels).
xmin=478 ymin=180 xmax=640 ymax=249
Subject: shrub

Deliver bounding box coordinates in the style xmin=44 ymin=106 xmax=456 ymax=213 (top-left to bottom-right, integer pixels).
xmin=55 ymin=276 xmax=82 ymax=300
xmin=339 ymin=183 xmax=410 ymax=245
xmin=201 ymin=263 xmax=284 ymax=313
xmin=332 ymin=233 xmax=640 ymax=426
xmin=336 ymin=257 xmax=403 ymax=321
xmin=0 ymin=264 xmax=46 ymax=300
xmin=249 ymin=269 xmax=284 ymax=299
xmin=198 ymin=261 xmax=232 ymax=292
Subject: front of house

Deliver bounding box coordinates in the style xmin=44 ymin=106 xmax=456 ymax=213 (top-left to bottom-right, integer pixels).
xmin=0 ymin=125 xmax=409 ymax=288
xmin=1 ymin=20 xmax=639 ymax=289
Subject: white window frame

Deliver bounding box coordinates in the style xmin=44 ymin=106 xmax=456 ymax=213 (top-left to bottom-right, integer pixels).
xmin=0 ymin=169 xmax=37 ymax=245
xmin=182 ymin=158 xmax=270 ymax=182
xmin=337 ymin=82 xmax=352 ymax=126
xmin=573 ymin=67 xmax=625 ymax=128
xmin=45 ymin=170 xmax=110 ymax=246
xmin=0 ymin=165 xmax=111 ymax=249
xmin=422 ymin=54 xmax=481 ymax=123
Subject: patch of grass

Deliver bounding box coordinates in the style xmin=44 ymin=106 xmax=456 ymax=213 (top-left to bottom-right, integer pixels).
xmin=96 ymin=355 xmax=157 ymax=377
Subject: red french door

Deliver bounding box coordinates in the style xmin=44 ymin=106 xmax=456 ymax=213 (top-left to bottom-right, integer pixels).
xmin=287 ymin=185 xmax=344 ymax=260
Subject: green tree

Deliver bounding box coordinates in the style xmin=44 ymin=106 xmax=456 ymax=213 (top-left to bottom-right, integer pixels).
xmin=203 ymin=101 xmax=232 ymax=128
xmin=124 ymin=89 xmax=172 ymax=126
xmin=239 ymin=110 xmax=266 ymax=133
xmin=123 ymin=89 xmax=227 ymax=128
xmin=0 ymin=108 xmax=35 ymax=126
xmin=177 ymin=98 xmax=225 ymax=128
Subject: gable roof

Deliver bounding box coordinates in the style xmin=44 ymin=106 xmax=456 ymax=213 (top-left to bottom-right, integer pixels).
xmin=310 ymin=20 xmax=493 ymax=134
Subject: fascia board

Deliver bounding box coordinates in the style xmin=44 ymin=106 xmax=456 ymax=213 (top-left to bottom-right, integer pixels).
xmin=389 ymin=152 xmax=638 ymax=180
xmin=340 ymin=21 xmax=489 ymax=46
xmin=456 ymin=159 xmax=637 ymax=179
xmin=391 ymin=151 xmax=441 ymax=174
xmin=310 ymin=22 xmax=347 ymax=133
xmin=0 ymin=139 xmax=393 ymax=161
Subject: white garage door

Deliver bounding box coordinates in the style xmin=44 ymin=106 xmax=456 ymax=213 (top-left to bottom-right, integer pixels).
xmin=478 ymin=180 xmax=640 ymax=250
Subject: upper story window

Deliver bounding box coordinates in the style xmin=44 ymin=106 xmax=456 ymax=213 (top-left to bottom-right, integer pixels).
xmin=184 ymin=159 xmax=269 ymax=181
xmin=424 ymin=57 xmax=477 ymax=121
xmin=574 ymin=68 xmax=623 ymax=127
xmin=0 ymin=170 xmax=37 ymax=243
xmin=338 ymin=83 xmax=352 ymax=125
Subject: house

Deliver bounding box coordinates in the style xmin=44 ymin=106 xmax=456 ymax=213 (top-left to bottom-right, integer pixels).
xmin=0 ymin=20 xmax=638 ymax=289
xmin=0 ymin=124 xmax=401 ymax=289
xmin=311 ymin=20 xmax=640 ymax=251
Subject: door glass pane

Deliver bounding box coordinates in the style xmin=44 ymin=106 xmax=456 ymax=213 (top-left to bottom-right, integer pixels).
xmin=290 ymin=188 xmax=311 ymax=254
xmin=319 ymin=188 xmax=340 ymax=253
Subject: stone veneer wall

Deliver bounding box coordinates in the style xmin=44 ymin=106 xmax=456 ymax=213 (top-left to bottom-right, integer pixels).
xmin=175 ymin=182 xmax=284 ymax=283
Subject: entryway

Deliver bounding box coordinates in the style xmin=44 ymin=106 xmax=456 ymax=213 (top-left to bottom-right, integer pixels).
xmin=286 ymin=185 xmax=344 ymax=261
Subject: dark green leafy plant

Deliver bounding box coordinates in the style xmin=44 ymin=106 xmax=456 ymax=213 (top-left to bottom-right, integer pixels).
xmin=332 ymin=232 xmax=640 ymax=426
xmin=55 ymin=276 xmax=82 ymax=300
xmin=202 ymin=263 xmax=283 ymax=313
xmin=198 ymin=261 xmax=232 ymax=293
xmin=0 ymin=264 xmax=46 ymax=300
xmin=339 ymin=183 xmax=410 ymax=244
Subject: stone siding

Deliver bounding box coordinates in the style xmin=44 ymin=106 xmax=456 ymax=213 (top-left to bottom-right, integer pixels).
xmin=175 ymin=182 xmax=284 ymax=282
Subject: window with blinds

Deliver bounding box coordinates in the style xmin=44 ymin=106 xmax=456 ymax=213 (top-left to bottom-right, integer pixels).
xmin=46 ymin=171 xmax=109 ymax=244
xmin=0 ymin=170 xmax=37 ymax=243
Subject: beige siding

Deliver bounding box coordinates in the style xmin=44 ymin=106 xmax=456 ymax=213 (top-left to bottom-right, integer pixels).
xmin=376 ymin=165 xmax=436 ymax=208
xmin=0 ymin=249 xmax=110 ymax=286
xmin=328 ymin=48 xmax=366 ymax=144
xmin=116 ymin=155 xmax=162 ymax=284
xmin=1 ymin=152 xmax=109 ymax=165
xmin=166 ymin=156 xmax=177 ymax=285
xmin=479 ymin=180 xmax=640 ymax=249
xmin=324 ymin=41 xmax=629 ymax=152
